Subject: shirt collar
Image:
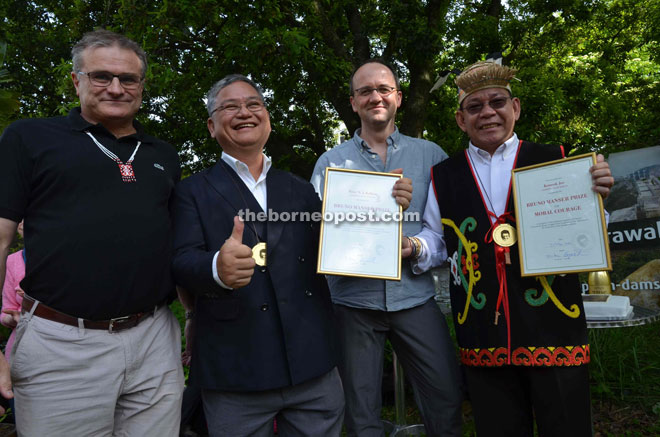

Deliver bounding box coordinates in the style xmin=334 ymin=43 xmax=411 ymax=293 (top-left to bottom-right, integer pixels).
xmin=221 ymin=151 xmax=272 ymax=181
xmin=352 ymin=127 xmax=401 ymax=152
xmin=468 ymin=133 xmax=519 ymax=162
xmin=68 ymin=107 xmax=149 ymax=143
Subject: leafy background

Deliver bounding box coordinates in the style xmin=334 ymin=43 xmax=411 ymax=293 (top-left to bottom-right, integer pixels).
xmin=1 ymin=0 xmax=658 ymax=178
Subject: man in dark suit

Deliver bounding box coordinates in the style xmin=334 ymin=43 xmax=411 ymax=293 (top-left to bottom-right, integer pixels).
xmin=171 ymin=74 xmax=344 ymax=436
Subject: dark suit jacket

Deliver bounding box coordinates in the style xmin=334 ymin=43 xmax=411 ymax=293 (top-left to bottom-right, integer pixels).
xmin=171 ymin=159 xmax=337 ymax=391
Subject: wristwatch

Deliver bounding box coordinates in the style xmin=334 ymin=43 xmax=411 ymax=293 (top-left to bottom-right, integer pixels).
xmin=185 ymin=311 xmax=194 ymax=320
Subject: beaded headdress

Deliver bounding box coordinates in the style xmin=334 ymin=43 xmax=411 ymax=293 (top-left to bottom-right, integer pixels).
xmin=456 ymin=61 xmax=517 ymax=105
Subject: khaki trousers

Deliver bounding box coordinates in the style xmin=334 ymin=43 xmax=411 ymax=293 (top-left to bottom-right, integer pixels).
xmin=11 ymin=303 xmax=184 ymax=437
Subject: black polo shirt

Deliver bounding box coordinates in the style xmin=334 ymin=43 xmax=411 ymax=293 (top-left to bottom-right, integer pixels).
xmin=0 ymin=108 xmax=180 ymax=320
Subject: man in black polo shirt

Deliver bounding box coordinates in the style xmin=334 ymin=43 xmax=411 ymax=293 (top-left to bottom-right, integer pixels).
xmin=0 ymin=30 xmax=183 ymax=435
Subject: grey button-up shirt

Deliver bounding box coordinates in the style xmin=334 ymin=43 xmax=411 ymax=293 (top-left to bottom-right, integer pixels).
xmin=310 ymin=128 xmax=448 ymax=311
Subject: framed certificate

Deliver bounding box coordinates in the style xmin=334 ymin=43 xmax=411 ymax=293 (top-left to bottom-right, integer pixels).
xmin=511 ymin=153 xmax=611 ymax=276
xmin=317 ymin=168 xmax=402 ymax=280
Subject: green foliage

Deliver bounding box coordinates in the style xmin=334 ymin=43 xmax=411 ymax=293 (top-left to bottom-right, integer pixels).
xmin=170 ymin=300 xmax=186 ymax=351
xmin=0 ymin=41 xmax=20 ymax=132
xmin=446 ymin=0 xmax=660 ymax=156
xmin=169 ymin=300 xmax=189 ymax=380
xmin=1 ymin=0 xmax=658 ymax=174
xmin=589 ymin=324 xmax=660 ymax=423
xmin=0 ymin=0 xmax=660 ymax=176
xmin=0 ymin=408 xmax=11 ymax=424
xmin=8 ymin=231 xmax=22 ymax=255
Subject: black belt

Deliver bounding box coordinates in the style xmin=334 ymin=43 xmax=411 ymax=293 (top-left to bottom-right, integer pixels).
xmin=22 ymin=295 xmax=160 ymax=333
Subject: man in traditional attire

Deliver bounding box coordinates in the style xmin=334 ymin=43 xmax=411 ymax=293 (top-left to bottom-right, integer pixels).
xmin=412 ymin=60 xmax=614 ymax=436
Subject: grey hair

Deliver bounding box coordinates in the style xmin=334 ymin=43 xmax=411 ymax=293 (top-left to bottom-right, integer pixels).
xmin=72 ymin=29 xmax=148 ymax=77
xmin=206 ymin=74 xmax=265 ymax=116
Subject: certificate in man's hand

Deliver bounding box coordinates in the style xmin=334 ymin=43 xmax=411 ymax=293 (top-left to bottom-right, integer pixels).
xmin=511 ymin=153 xmax=612 ymax=276
xmin=317 ymin=168 xmax=402 ymax=280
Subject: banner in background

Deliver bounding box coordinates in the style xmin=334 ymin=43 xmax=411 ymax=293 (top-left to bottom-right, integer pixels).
xmin=593 ymin=146 xmax=660 ymax=310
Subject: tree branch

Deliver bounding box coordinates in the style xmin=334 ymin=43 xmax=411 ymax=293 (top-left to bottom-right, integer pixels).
xmin=311 ymin=0 xmax=351 ymax=62
xmin=400 ymin=0 xmax=451 ymax=137
xmin=344 ymin=4 xmax=370 ymax=62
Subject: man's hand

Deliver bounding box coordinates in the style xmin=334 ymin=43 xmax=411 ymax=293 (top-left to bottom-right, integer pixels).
xmin=216 ymin=216 xmax=256 ymax=289
xmin=391 ymin=168 xmax=413 ymax=211
xmin=590 ymin=154 xmax=614 ymax=199
xmin=401 ymin=236 xmax=413 ymax=259
xmin=0 ymin=354 xmax=13 ymax=414
xmin=1 ymin=309 xmax=19 ymax=328
xmin=182 ymin=318 xmax=194 ymax=367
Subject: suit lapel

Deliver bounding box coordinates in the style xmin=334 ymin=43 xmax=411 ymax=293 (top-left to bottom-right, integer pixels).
xmin=265 ymin=169 xmax=290 ymax=257
xmin=204 ymin=160 xmax=264 ymax=213
xmin=205 ymin=160 xmax=292 ymax=256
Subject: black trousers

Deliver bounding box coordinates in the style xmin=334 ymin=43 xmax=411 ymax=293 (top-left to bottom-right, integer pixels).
xmin=465 ymin=365 xmax=592 ymax=437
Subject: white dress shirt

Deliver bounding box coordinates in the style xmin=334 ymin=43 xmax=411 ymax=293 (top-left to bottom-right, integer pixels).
xmin=413 ymin=134 xmax=520 ymax=272
xmin=212 ymin=152 xmax=272 ymax=287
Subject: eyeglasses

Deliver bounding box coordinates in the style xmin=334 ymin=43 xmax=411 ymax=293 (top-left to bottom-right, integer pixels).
xmin=77 ymin=71 xmax=143 ymax=89
xmin=354 ymin=86 xmax=397 ymax=98
xmin=211 ymin=100 xmax=265 ymax=115
xmin=461 ymin=96 xmax=511 ymax=115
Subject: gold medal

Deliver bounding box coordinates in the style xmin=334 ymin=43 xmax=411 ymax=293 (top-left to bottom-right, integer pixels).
xmin=252 ymin=242 xmax=267 ymax=266
xmin=492 ymin=223 xmax=516 ymax=247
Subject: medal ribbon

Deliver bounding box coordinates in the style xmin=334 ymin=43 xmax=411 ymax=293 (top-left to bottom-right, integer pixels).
xmin=485 ymin=210 xmax=514 ymax=364
xmin=465 ymin=143 xmax=523 ymax=365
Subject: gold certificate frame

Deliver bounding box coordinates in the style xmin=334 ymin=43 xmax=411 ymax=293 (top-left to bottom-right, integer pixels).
xmin=317 ymin=167 xmax=402 ymax=280
xmin=511 ymin=152 xmax=612 ymax=276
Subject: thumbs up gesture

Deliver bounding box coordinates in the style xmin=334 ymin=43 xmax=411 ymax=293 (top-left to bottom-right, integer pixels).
xmin=217 ymin=216 xmax=256 ymax=289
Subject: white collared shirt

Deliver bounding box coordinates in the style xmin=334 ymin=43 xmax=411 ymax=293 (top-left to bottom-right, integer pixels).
xmin=466 ymin=133 xmax=520 ymax=220
xmin=212 ymin=152 xmax=272 ymax=287
xmin=413 ymin=134 xmax=519 ymax=272
xmin=220 ymin=151 xmax=272 ymax=211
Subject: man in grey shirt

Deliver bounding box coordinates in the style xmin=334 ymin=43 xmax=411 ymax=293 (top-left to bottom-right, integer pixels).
xmin=311 ymin=59 xmax=462 ymax=437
